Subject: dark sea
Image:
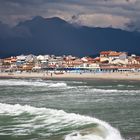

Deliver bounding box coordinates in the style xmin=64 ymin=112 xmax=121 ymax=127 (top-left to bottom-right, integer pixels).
xmin=0 ymin=78 xmax=140 ymax=140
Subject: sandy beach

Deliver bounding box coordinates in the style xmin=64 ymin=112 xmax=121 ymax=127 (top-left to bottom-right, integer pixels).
xmin=0 ymin=72 xmax=140 ymax=80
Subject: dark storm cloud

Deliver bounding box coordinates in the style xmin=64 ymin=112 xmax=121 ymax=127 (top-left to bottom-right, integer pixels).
xmin=0 ymin=0 xmax=140 ymax=31
xmin=0 ymin=21 xmax=31 ymax=39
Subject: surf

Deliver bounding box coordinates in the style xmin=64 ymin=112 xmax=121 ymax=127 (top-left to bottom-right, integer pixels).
xmin=0 ymin=79 xmax=67 ymax=88
xmin=0 ymin=103 xmax=123 ymax=140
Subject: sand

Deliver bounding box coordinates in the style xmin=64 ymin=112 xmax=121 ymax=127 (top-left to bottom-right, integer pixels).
xmin=0 ymin=72 xmax=140 ymax=80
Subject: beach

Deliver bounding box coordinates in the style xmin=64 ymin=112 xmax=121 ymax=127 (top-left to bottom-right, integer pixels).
xmin=0 ymin=72 xmax=140 ymax=80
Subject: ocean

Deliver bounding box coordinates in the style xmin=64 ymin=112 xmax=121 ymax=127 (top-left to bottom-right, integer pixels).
xmin=0 ymin=78 xmax=140 ymax=140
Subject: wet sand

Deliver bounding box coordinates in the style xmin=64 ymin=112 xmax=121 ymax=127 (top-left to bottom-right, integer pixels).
xmin=0 ymin=72 xmax=140 ymax=80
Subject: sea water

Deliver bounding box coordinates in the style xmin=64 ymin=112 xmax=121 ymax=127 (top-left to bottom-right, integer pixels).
xmin=0 ymin=78 xmax=140 ymax=140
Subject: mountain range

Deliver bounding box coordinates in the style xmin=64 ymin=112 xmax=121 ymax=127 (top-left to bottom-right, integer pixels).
xmin=0 ymin=16 xmax=140 ymax=58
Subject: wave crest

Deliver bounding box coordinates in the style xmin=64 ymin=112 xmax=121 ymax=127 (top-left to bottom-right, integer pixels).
xmin=0 ymin=103 xmax=123 ymax=140
xmin=0 ymin=79 xmax=67 ymax=88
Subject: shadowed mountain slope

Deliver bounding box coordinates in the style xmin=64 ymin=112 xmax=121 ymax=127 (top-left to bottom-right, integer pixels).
xmin=0 ymin=16 xmax=140 ymax=58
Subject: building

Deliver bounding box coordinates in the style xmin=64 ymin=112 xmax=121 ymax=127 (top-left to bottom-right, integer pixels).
xmin=100 ymin=51 xmax=128 ymax=64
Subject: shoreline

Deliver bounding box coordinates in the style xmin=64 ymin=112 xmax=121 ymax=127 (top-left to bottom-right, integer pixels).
xmin=0 ymin=72 xmax=140 ymax=81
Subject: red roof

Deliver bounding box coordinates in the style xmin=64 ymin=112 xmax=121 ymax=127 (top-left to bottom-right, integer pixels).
xmin=100 ymin=51 xmax=126 ymax=57
xmin=108 ymin=52 xmax=122 ymax=56
xmin=93 ymin=57 xmax=100 ymax=61
xmin=100 ymin=51 xmax=112 ymax=55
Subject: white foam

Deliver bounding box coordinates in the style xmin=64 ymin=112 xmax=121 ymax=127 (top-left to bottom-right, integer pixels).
xmin=0 ymin=79 xmax=68 ymax=88
xmin=117 ymin=84 xmax=125 ymax=87
xmin=48 ymin=83 xmax=67 ymax=87
xmin=0 ymin=103 xmax=123 ymax=140
xmin=71 ymin=81 xmax=87 ymax=84
xmin=117 ymin=84 xmax=134 ymax=88
xmin=88 ymin=88 xmax=140 ymax=94
xmin=65 ymin=132 xmax=104 ymax=140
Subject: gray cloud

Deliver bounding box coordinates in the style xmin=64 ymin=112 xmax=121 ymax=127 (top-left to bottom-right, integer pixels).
xmin=0 ymin=0 xmax=140 ymax=31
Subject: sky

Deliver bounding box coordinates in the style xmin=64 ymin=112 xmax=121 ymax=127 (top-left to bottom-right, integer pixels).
xmin=0 ymin=0 xmax=140 ymax=31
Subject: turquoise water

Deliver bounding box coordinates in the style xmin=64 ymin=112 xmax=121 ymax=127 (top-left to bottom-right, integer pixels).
xmin=0 ymin=78 xmax=140 ymax=140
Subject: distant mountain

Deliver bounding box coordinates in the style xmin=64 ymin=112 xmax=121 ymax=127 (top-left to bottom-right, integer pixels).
xmin=0 ymin=16 xmax=140 ymax=58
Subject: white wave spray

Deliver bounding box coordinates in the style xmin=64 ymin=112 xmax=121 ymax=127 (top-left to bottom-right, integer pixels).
xmin=0 ymin=79 xmax=67 ymax=88
xmin=0 ymin=103 xmax=123 ymax=140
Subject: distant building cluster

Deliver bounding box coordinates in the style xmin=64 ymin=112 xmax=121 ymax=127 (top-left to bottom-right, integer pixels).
xmin=0 ymin=51 xmax=140 ymax=73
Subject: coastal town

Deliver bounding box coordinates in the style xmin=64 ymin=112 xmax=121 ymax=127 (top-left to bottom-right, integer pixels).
xmin=0 ymin=51 xmax=140 ymax=74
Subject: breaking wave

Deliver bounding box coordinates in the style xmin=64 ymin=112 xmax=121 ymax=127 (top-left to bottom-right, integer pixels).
xmin=0 ymin=103 xmax=123 ymax=140
xmin=0 ymin=79 xmax=67 ymax=88
xmin=88 ymin=88 xmax=140 ymax=94
xmin=117 ymin=84 xmax=134 ymax=88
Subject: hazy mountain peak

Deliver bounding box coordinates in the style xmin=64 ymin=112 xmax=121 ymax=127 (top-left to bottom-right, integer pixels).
xmin=0 ymin=16 xmax=140 ymax=58
xmin=17 ymin=16 xmax=68 ymax=27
